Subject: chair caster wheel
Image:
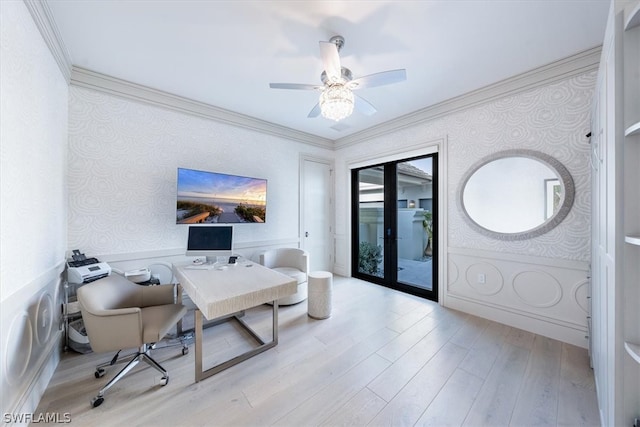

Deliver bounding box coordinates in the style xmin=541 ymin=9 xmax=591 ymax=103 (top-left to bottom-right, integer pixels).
xmin=94 ymin=368 xmax=105 ymax=378
xmin=182 ymin=347 xmax=189 ymax=355
xmin=160 ymin=376 xmax=169 ymax=386
xmin=91 ymin=396 xmax=104 ymax=408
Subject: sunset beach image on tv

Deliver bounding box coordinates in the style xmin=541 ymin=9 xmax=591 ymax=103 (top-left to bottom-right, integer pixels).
xmin=176 ymin=168 xmax=267 ymax=224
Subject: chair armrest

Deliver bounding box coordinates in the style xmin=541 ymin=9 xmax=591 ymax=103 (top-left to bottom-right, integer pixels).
xmin=261 ymin=249 xmax=309 ymax=273
xmin=259 ymin=252 xmax=271 ymax=268
xmin=88 ymin=306 xmax=141 ymax=317
xmin=300 ymin=251 xmax=309 ymax=274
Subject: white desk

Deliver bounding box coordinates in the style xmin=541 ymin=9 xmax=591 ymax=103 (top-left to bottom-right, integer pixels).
xmin=173 ymin=261 xmax=297 ymax=382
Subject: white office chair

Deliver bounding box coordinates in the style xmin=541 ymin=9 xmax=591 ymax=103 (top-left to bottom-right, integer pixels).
xmin=259 ymin=248 xmax=309 ymax=305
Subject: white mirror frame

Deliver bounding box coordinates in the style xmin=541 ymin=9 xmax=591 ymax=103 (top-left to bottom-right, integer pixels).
xmin=458 ymin=149 xmax=575 ymax=241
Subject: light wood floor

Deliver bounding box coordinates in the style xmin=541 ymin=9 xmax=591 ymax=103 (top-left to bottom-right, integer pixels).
xmin=35 ymin=276 xmax=600 ymax=426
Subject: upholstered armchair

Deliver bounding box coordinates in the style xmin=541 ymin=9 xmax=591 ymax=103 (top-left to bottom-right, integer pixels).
xmin=259 ymin=248 xmax=309 ymax=305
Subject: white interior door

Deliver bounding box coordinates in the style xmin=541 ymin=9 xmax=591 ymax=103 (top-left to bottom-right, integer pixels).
xmin=301 ymin=157 xmax=333 ymax=272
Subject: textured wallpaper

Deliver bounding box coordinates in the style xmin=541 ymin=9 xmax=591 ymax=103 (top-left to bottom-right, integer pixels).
xmin=335 ymin=71 xmax=595 ymax=263
xmin=1 ymin=0 xmax=68 ymax=294
xmin=67 ymin=87 xmax=331 ymax=257
xmin=1 ymin=0 xmax=68 ymax=416
xmin=446 ymin=73 xmax=594 ymax=261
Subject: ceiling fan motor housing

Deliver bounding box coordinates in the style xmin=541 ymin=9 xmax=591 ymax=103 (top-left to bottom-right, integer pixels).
xmin=321 ymin=67 xmax=353 ymax=85
xmin=329 ymin=35 xmax=345 ymax=51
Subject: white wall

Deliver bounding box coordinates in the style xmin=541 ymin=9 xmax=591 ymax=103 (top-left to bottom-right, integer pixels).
xmin=0 ymin=0 xmax=68 ymax=418
xmin=67 ymin=85 xmax=333 ymax=269
xmin=334 ymin=67 xmax=596 ymax=347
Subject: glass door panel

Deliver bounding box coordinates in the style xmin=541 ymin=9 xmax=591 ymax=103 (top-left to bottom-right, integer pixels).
xmin=396 ymin=158 xmax=434 ymax=292
xmin=355 ymin=166 xmax=385 ymax=279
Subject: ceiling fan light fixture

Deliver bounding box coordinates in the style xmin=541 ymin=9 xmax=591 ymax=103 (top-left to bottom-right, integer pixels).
xmin=319 ymin=83 xmax=354 ymax=122
xmin=270 ymin=35 xmax=405 ymax=123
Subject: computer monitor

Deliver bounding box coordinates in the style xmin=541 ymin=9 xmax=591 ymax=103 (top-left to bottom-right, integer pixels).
xmin=185 ymin=225 xmax=233 ymax=263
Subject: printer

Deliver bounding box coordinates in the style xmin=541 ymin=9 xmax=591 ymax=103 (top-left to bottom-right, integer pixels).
xmin=66 ymin=250 xmax=111 ymax=284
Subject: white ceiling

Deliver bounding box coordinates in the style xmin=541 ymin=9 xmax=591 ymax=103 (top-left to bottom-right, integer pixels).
xmin=47 ymin=0 xmax=610 ymax=140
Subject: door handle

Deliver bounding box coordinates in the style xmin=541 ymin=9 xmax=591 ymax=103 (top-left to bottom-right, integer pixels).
xmin=305 ymin=231 xmax=309 ymax=237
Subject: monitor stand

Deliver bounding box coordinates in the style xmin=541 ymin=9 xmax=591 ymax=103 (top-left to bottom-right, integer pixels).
xmin=205 ymin=256 xmax=229 ymax=265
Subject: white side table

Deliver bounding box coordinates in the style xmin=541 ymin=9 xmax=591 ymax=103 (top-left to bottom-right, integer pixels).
xmin=308 ymin=271 xmax=333 ymax=319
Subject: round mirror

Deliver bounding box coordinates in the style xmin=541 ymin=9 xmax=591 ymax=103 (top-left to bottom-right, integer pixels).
xmin=459 ymin=149 xmax=574 ymax=240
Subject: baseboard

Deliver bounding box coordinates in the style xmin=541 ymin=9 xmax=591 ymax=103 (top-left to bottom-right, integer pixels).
xmin=445 ymin=294 xmax=589 ymax=348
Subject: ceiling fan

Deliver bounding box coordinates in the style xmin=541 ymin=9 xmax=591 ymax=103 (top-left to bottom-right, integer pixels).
xmin=269 ymin=35 xmax=406 ymax=122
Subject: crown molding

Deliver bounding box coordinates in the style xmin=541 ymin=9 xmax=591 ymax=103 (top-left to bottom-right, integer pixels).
xmin=334 ymin=46 xmax=602 ymax=150
xmin=70 ymin=66 xmax=334 ymax=150
xmin=67 ymin=45 xmax=600 ymax=152
xmin=23 ymin=0 xmax=72 ymax=83
xmin=26 ymin=0 xmax=331 ymax=149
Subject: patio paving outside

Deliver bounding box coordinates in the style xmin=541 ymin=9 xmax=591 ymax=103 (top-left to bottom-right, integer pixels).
xmin=397 ymin=257 xmax=433 ymax=291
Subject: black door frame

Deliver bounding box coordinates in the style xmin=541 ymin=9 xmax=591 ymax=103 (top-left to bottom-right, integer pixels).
xmin=351 ymin=153 xmax=438 ymax=301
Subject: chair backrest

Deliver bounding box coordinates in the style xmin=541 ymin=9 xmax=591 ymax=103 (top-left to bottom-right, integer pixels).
xmin=77 ymin=274 xmax=176 ymax=352
xmin=78 ymin=274 xmax=144 ymax=313
xmin=259 ymin=248 xmax=309 ymax=273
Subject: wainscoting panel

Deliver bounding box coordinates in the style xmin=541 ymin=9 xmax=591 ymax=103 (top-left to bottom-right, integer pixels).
xmin=333 ymin=234 xmax=348 ymax=276
xmin=94 ymin=237 xmax=302 ymax=280
xmin=0 ymin=261 xmax=65 ymax=417
xmin=446 ymin=247 xmax=589 ymax=347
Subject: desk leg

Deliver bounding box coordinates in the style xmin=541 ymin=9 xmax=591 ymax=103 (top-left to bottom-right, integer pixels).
xmin=194 ymin=309 xmax=203 ymax=382
xmin=273 ymin=300 xmax=278 ymax=342
xmin=194 ymin=301 xmax=279 ymax=383
xmin=176 ymin=284 xmax=183 ymax=336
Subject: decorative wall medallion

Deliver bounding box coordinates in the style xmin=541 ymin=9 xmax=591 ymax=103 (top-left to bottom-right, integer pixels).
xmin=448 ymin=259 xmax=459 ymax=287
xmin=572 ymin=280 xmax=589 ymax=313
xmin=465 ymin=262 xmax=503 ymax=295
xmin=512 ymin=270 xmax=563 ymax=308
xmin=35 ymin=292 xmax=54 ymax=345
xmin=54 ymin=275 xmax=63 ymax=331
xmin=4 ymin=312 xmax=33 ymax=386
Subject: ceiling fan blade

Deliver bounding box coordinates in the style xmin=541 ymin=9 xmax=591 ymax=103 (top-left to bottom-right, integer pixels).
xmin=354 ymin=94 xmax=377 ymax=116
xmin=269 ymin=83 xmax=322 ymax=90
xmin=349 ymin=69 xmax=407 ymax=90
xmin=307 ymin=103 xmax=321 ymax=118
xmin=319 ymin=41 xmax=342 ymax=82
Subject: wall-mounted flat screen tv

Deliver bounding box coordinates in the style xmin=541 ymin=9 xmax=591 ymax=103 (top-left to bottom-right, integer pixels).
xmin=176 ymin=167 xmax=267 ymax=224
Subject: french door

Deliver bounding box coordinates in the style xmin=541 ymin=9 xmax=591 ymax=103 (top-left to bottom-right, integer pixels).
xmin=351 ymin=154 xmax=438 ymax=301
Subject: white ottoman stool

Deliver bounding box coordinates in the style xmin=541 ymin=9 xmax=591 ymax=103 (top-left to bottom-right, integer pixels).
xmin=308 ymin=271 xmax=333 ymax=319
